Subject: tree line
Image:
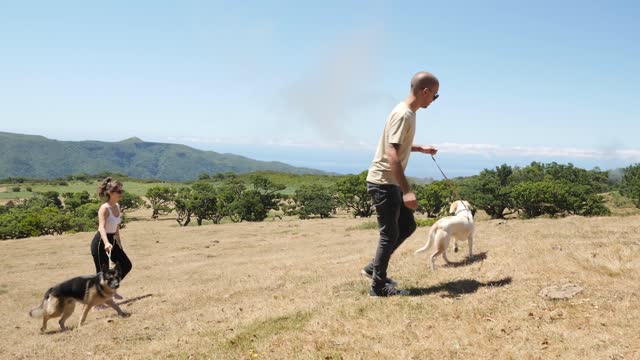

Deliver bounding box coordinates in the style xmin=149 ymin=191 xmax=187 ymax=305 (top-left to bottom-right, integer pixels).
xmin=2 ymin=162 xmax=640 ymax=240
xmin=145 ymin=173 xmax=373 ymax=226
xmin=412 ymin=162 xmax=638 ymax=219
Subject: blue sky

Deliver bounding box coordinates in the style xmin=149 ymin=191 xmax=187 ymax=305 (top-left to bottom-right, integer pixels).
xmin=1 ymin=1 xmax=639 ymax=177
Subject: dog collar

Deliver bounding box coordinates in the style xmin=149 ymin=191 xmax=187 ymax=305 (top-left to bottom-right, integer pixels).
xmin=455 ymin=209 xmax=470 ymax=215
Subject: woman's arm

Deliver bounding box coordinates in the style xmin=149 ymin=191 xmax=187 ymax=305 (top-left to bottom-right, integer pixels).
xmin=98 ymin=205 xmax=112 ymax=253
xmin=115 ymin=203 xmax=122 ymax=242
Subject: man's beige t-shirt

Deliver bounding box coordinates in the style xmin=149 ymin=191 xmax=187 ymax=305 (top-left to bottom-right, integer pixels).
xmin=366 ymin=102 xmax=416 ymax=185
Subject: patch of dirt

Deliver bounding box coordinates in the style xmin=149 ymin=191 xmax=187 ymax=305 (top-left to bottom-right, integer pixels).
xmin=539 ymin=283 xmax=584 ymax=300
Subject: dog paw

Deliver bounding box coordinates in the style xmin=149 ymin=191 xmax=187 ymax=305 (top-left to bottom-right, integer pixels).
xmin=119 ymin=312 xmax=131 ymax=318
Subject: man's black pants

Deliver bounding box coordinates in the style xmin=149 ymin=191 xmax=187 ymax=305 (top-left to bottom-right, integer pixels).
xmin=363 ymin=182 xmax=417 ymax=291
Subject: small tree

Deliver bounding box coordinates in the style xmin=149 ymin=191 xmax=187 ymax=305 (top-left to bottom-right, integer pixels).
xmin=334 ymin=171 xmax=373 ymax=217
xmin=294 ymin=184 xmax=335 ymax=219
xmin=510 ymin=181 xmax=560 ymax=218
xmin=174 ymin=187 xmax=195 ymax=226
xmin=216 ymin=177 xmax=246 ymax=223
xmin=277 ymin=196 xmax=299 ymax=217
xmin=119 ymin=192 xmax=145 ymax=214
xmin=0 ymin=207 xmax=74 ymax=238
xmin=0 ymin=211 xmax=18 ymax=239
xmin=62 ymin=191 xmax=93 ymax=215
xmin=232 ymin=190 xmax=268 ymax=222
xmin=25 ymin=191 xmax=63 ymax=210
xmin=511 ymin=179 xmax=611 ymax=219
xmin=414 ymin=181 xmax=453 ymax=217
xmin=243 ymin=175 xmax=286 ymax=221
xmin=191 ymin=182 xmax=222 ymax=225
xmin=145 ymin=186 xmax=176 ymax=219
xmin=39 ymin=207 xmax=73 ymax=235
xmin=75 ymin=202 xmax=101 ymax=228
xmin=580 ymin=194 xmax=611 ymax=216
xmin=621 ymin=163 xmax=640 ymax=208
xmin=2 ymin=208 xmax=39 ymax=238
xmin=460 ymin=164 xmax=515 ymax=219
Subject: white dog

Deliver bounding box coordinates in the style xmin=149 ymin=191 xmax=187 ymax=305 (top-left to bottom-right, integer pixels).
xmin=415 ymin=200 xmax=475 ymax=270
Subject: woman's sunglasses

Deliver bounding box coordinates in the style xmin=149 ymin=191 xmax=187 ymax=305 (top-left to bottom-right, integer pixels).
xmin=111 ymin=189 xmax=124 ymax=194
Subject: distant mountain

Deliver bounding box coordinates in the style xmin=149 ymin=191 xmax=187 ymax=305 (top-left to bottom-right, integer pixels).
xmin=0 ymin=132 xmax=332 ymax=181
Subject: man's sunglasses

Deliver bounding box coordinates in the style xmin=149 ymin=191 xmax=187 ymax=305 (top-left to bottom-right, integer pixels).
xmin=426 ymin=88 xmax=439 ymax=101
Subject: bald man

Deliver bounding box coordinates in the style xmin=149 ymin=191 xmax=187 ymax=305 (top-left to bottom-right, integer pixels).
xmin=362 ymin=71 xmax=439 ymax=297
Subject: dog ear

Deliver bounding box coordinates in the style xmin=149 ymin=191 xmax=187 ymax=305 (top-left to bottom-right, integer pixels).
xmin=449 ymin=201 xmax=458 ymax=214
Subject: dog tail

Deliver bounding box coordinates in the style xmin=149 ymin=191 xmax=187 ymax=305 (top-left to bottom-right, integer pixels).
xmin=415 ymin=223 xmax=437 ymax=254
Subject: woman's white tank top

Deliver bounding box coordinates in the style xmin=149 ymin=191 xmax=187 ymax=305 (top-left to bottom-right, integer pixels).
xmin=105 ymin=204 xmax=122 ymax=234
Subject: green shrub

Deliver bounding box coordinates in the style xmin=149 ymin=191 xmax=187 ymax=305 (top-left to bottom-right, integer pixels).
xmin=294 ymin=184 xmax=335 ymax=219
xmin=621 ymin=163 xmax=640 ymax=208
xmin=415 ymin=218 xmax=437 ymax=227
xmin=334 ymin=171 xmax=373 ymax=218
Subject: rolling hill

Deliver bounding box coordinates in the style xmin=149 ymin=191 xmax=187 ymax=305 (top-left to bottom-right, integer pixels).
xmin=0 ymin=132 xmax=331 ymax=181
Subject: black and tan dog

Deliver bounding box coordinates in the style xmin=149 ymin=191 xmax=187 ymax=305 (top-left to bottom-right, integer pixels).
xmin=29 ymin=268 xmax=130 ymax=333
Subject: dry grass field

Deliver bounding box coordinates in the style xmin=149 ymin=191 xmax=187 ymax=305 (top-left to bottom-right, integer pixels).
xmin=1 ymin=210 xmax=639 ymax=359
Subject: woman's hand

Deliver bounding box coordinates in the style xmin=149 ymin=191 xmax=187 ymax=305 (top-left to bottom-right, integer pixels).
xmin=104 ymin=241 xmax=113 ymax=254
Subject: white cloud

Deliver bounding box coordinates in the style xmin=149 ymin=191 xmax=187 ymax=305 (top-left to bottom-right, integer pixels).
xmin=164 ymin=136 xmax=640 ymax=160
xmin=435 ymin=143 xmax=640 ymax=159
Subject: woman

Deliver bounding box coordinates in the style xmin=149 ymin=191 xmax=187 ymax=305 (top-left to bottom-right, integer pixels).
xmin=91 ymin=177 xmax=133 ymax=289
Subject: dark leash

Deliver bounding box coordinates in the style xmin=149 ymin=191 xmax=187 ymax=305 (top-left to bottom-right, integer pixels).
xmin=430 ymin=155 xmax=469 ymax=212
xmin=430 ymin=155 xmax=462 ymax=200
xmin=97 ymin=235 xmax=114 ymax=272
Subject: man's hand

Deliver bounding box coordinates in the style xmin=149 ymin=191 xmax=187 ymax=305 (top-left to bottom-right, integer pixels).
xmin=413 ymin=145 xmax=438 ymax=155
xmin=403 ymin=192 xmax=418 ymax=210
